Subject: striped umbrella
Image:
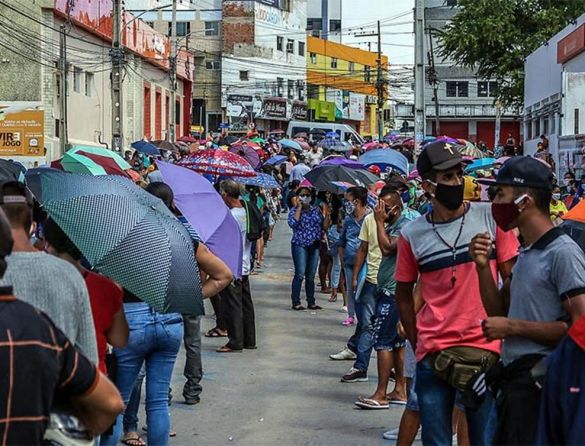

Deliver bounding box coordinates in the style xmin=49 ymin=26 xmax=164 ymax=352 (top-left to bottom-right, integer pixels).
xmin=280 ymin=139 xmax=303 ymax=152
xmin=53 ymin=146 xmax=132 ymax=178
xmin=234 ymin=173 xmax=280 ymax=189
xmin=178 ymin=149 xmax=257 ymax=177
xmin=32 ymin=170 xmax=204 ymax=315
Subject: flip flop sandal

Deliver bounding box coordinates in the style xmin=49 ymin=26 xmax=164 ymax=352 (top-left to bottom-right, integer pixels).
xmin=216 ymin=345 xmax=242 ymax=353
xmin=354 ymin=397 xmax=389 ymax=410
xmin=328 ymin=295 xmax=338 ymax=302
xmin=122 ymin=433 xmax=146 ymax=446
xmin=141 ymin=427 xmax=177 ymax=438
xmin=205 ymin=328 xmax=227 ymax=338
xmin=389 ymin=399 xmax=407 ymax=406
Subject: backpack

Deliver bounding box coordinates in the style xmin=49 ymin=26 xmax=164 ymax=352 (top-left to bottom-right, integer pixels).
xmin=241 ymin=200 xmax=263 ymax=242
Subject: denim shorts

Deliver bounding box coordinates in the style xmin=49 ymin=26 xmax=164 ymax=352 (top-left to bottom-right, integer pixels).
xmin=404 ymin=340 xmax=416 ymax=378
xmin=406 ymin=372 xmax=419 ymax=412
xmin=373 ymin=289 xmax=406 ymax=351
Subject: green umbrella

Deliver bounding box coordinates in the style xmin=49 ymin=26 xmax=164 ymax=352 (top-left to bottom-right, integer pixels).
xmin=60 ymin=151 xmax=108 ymax=176
xmin=56 ymin=146 xmax=132 ymax=177
xmin=251 ymin=137 xmax=265 ymax=144
xmin=69 ymin=146 xmax=131 ymax=170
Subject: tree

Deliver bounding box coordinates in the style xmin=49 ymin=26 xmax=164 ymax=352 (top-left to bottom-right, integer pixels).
xmin=437 ymin=0 xmax=585 ymax=107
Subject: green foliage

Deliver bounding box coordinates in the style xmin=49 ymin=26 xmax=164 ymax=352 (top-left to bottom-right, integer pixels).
xmin=438 ymin=0 xmax=585 ymax=107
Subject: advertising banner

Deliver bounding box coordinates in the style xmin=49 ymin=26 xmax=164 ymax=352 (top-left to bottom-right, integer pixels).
xmin=292 ymin=101 xmax=308 ymax=120
xmin=0 ymin=103 xmax=44 ymax=157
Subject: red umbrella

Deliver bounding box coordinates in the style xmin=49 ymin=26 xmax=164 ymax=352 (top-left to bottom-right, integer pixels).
xmin=229 ymin=144 xmax=261 ymax=169
xmin=178 ymin=149 xmax=257 ymax=177
xmin=270 ymin=129 xmax=285 ymax=134
xmin=294 ymin=138 xmax=310 ymax=151
xmin=178 ymin=135 xmax=198 ymax=143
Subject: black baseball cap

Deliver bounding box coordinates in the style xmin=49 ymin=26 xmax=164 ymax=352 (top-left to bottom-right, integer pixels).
xmin=0 ymin=181 xmax=33 ymax=206
xmin=416 ymin=141 xmax=462 ymax=178
xmin=483 ymin=156 xmax=553 ymax=191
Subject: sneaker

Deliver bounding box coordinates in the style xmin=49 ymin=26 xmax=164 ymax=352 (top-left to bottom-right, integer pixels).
xmin=329 ymin=347 xmax=357 ymax=361
xmin=382 ymin=428 xmax=421 ymax=441
xmin=338 ymin=306 xmax=348 ymax=313
xmin=341 ymin=367 xmax=368 ymax=383
xmin=341 ymin=316 xmax=355 ymax=326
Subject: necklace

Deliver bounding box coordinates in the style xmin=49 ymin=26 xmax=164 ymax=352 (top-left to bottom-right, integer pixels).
xmin=430 ymin=206 xmax=466 ymax=288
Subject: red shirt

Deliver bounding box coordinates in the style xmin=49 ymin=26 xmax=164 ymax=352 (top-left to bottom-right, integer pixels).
xmin=83 ymin=271 xmax=123 ymax=373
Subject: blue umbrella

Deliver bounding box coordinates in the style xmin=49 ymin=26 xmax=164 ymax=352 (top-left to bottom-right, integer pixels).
xmin=318 ymin=138 xmax=339 ymax=149
xmin=234 ymin=173 xmax=280 ymax=189
xmin=279 ymin=139 xmax=303 ymax=152
xmin=325 ymin=131 xmax=339 ymax=138
xmin=359 ymin=149 xmax=409 ymax=175
xmin=329 ymin=141 xmax=353 ymax=152
xmin=131 ymin=140 xmax=160 ymax=155
xmin=464 ymin=157 xmax=497 ymax=173
xmin=264 ymin=154 xmax=287 ymax=166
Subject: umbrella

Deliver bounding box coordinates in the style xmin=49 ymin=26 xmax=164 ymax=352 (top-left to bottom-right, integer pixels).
xmin=0 ymin=159 xmax=26 ymax=182
xmin=229 ymin=144 xmax=261 ymax=169
xmin=318 ymin=138 xmax=339 ymax=149
xmin=332 ymin=181 xmax=379 ymax=207
xmin=70 ymin=145 xmax=130 ymax=170
xmin=294 ymin=132 xmax=308 ymax=139
xmin=294 ymin=139 xmax=311 ymax=151
xmin=234 ymin=172 xmax=280 ymax=189
xmin=325 ymin=131 xmax=339 ymax=138
xmin=436 ymin=135 xmax=460 ymax=145
xmin=496 ymin=156 xmax=511 ymax=165
xmin=55 ymin=148 xmax=131 ymax=178
xmin=251 ymin=137 xmax=265 ymax=144
xmin=458 ymin=142 xmax=484 ymax=159
xmin=178 ymin=149 xmax=257 ymax=177
xmin=218 ymin=135 xmax=239 ymax=146
xmin=264 ymin=155 xmax=287 ymax=166
xmin=279 ymin=139 xmax=303 ymax=152
xmin=32 ymin=170 xmax=204 ymax=315
xmin=178 ymin=135 xmax=198 ymax=143
xmin=363 ymin=142 xmax=382 ymax=151
xmin=309 ymin=129 xmax=326 ymax=136
xmin=359 ymin=149 xmax=409 ymax=175
xmin=304 ymin=165 xmax=379 ymax=194
xmin=465 ymin=158 xmax=497 ymax=173
xmin=300 ymin=178 xmax=312 ymax=188
xmin=270 ymin=128 xmax=285 ymax=134
xmin=152 ymin=140 xmax=179 ymax=152
xmin=329 ymin=142 xmax=353 ymax=153
xmin=319 ymin=156 xmax=365 ymax=169
xmin=561 ymin=219 xmax=585 ymax=251
xmin=156 ymin=161 xmax=243 ymax=278
xmin=131 ymin=140 xmax=160 ymax=155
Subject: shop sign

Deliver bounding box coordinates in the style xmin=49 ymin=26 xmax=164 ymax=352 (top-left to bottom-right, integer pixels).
xmin=292 ymin=101 xmax=307 ymax=120
xmin=0 ymin=103 xmax=44 ymax=156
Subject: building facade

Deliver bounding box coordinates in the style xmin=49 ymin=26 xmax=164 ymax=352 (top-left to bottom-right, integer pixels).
xmin=306 ymin=0 xmax=342 ymax=42
xmin=306 ymin=36 xmax=387 ymax=136
xmin=524 ymin=13 xmax=585 ymax=176
xmin=221 ymin=0 xmax=308 ymax=135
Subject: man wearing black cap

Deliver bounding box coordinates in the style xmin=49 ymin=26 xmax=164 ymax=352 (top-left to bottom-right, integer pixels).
xmin=394 ymin=141 xmax=519 ymax=445
xmin=469 ymin=156 xmax=585 ymax=445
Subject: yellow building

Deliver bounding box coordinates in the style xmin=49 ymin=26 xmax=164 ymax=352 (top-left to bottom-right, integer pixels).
xmin=306 ymin=36 xmax=388 ymax=136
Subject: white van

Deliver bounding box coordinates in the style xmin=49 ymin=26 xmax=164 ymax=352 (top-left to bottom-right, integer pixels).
xmin=287 ymin=121 xmax=365 ymax=145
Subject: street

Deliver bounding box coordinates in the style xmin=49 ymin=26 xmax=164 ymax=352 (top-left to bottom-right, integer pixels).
xmin=166 ymin=220 xmax=403 ymax=445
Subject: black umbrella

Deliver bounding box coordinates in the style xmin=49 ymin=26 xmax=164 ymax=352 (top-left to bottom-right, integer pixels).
xmin=304 ymin=165 xmax=380 ymax=194
xmin=218 ymin=135 xmax=239 ymax=146
xmin=561 ymin=220 xmax=585 ymax=251
xmin=0 ymin=159 xmax=26 ymax=181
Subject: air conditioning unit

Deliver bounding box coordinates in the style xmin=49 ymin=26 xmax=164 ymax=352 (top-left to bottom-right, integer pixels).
xmin=366 ymin=95 xmax=377 ymax=104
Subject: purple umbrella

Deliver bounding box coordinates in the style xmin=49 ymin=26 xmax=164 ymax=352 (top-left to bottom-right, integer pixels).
xmin=157 ymin=161 xmax=243 ymax=278
xmin=319 ymin=156 xmax=365 ymax=169
xmin=229 ymin=144 xmax=261 ymax=169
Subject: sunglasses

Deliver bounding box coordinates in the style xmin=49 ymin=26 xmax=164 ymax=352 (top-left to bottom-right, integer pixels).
xmin=299 ymin=194 xmax=311 ymax=198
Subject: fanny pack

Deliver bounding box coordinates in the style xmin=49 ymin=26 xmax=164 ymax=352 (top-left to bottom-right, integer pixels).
xmin=429 ymin=346 xmax=499 ymax=391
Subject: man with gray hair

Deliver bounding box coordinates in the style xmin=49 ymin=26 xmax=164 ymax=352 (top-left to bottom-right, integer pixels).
xmin=217 ymin=180 xmax=256 ymax=352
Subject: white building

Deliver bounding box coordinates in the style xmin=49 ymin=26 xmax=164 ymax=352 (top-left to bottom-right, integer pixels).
xmin=524 ymin=13 xmax=585 ymax=176
xmin=307 ymin=0 xmax=342 ymax=41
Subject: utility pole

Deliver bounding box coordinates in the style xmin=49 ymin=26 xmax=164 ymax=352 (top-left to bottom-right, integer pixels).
xmin=414 ymin=0 xmax=426 ymax=153
xmin=427 ymin=26 xmax=440 ymax=136
xmin=111 ymin=0 xmax=124 ymax=152
xmin=495 ymin=99 xmax=502 ymax=150
xmin=58 ymin=24 xmax=69 ymax=155
xmin=169 ymin=0 xmax=177 ymax=142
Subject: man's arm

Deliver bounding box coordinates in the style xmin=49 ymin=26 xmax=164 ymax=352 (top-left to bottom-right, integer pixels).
xmin=482 ymin=317 xmax=568 ymax=346
xmin=396 ymin=281 xmax=417 ymax=348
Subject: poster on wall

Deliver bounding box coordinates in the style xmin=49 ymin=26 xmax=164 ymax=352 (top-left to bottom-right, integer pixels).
xmin=0 ymin=103 xmax=44 ymax=157
xmin=349 ymin=94 xmax=365 ymax=121
xmin=325 ymin=89 xmax=365 ymax=121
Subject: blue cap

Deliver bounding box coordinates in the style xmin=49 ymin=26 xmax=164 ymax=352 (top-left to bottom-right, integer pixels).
xmin=492 ymin=156 xmax=553 ymax=191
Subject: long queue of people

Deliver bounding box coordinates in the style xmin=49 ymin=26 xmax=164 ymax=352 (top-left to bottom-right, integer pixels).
xmin=286 ymin=141 xmax=585 ymax=445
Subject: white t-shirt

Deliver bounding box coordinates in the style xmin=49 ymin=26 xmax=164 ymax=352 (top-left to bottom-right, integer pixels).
xmin=230 ymin=207 xmax=252 ymax=276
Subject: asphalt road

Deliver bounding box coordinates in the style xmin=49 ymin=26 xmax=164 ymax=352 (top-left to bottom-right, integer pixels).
xmin=162 ymin=219 xmax=404 ymax=445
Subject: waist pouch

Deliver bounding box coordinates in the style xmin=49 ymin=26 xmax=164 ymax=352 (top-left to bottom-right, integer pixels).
xmin=429 ymin=346 xmax=499 ymax=391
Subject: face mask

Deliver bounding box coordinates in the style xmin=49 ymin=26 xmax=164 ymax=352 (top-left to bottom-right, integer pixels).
xmin=563 ymin=179 xmax=572 ymax=186
xmin=429 ymin=181 xmax=464 ymax=211
xmin=491 ymin=194 xmax=528 ymax=231
xmin=344 ymin=200 xmax=356 ymax=215
xmin=299 ymin=196 xmax=311 ymax=205
xmin=552 ymin=193 xmax=561 ymax=201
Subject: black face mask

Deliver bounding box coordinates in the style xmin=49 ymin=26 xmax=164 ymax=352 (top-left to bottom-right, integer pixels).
xmin=432 ymin=182 xmax=464 ymax=211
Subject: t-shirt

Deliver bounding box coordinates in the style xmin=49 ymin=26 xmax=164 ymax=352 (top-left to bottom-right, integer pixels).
xmin=231 ymin=207 xmax=252 ymax=276
xmin=0 ymin=251 xmax=98 ymax=364
xmin=83 ymin=271 xmax=124 ymax=374
xmin=289 ymin=163 xmax=311 ymax=181
xmin=504 ymin=227 xmax=585 ymax=364
xmin=288 ymin=206 xmax=323 ymax=247
xmin=306 ymin=151 xmax=322 ymax=168
xmin=549 ymin=200 xmax=568 ymax=220
xmin=359 ymin=213 xmax=382 ymax=284
xmin=377 ymin=208 xmax=420 ymax=294
xmin=395 ymin=202 xmax=519 ymax=361
xmin=0 ymin=288 xmax=97 ymax=445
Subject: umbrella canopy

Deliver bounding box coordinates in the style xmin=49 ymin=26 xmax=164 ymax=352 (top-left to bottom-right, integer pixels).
xmin=304 ymin=165 xmax=379 ymax=194
xmin=270 ymin=128 xmax=285 ymax=134
xmin=234 ymin=172 xmax=280 ymax=189
xmin=279 ymin=139 xmax=303 ymax=152
xmin=332 ymin=181 xmax=379 ymax=207
xmin=563 ymin=200 xmax=585 ymax=224
xmin=32 ymin=170 xmax=204 ymax=315
xmin=465 ymin=157 xmax=497 ymax=173
xmin=70 ymin=145 xmax=130 ymax=170
xmin=294 ymin=132 xmax=308 ymax=139
xmin=359 ymin=149 xmax=409 ymax=175
xmin=458 ymin=142 xmax=484 ymax=159
xmin=228 ymin=144 xmax=261 ymax=169
xmin=0 ymin=159 xmax=26 ymax=182
xmin=318 ymin=137 xmax=339 ymax=149
xmin=157 ymin=161 xmax=243 ymax=278
xmin=178 ymin=149 xmax=257 ymax=177
xmin=152 ymin=140 xmax=179 ymax=152
xmin=55 ymin=148 xmax=131 ymax=178
xmin=309 ymin=128 xmax=326 ymax=136
xmin=325 ymin=131 xmax=339 ymax=138
xmin=218 ymin=135 xmax=239 ymax=146
xmin=561 ymin=219 xmax=585 ymax=251
xmin=131 ymin=140 xmax=160 ymax=155
xmin=363 ymin=142 xmax=382 ymax=151
xmin=496 ymin=156 xmax=511 ymax=165
xmin=251 ymin=137 xmax=265 ymax=144
xmin=178 ymin=135 xmax=198 ymax=143
xmin=436 ymin=135 xmax=460 ymax=145
xmin=264 ymin=155 xmax=288 ymax=166
xmin=319 ymin=156 xmax=365 ymax=169
xmin=294 ymin=139 xmax=311 ymax=151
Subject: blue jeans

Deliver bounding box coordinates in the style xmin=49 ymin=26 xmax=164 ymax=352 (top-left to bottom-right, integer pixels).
xmin=101 ymin=303 xmax=183 ymax=446
xmin=416 ymin=357 xmax=496 ymax=446
xmin=291 ymin=242 xmax=320 ymax=306
xmin=347 ymin=281 xmax=378 ymax=372
xmin=123 ymin=367 xmax=146 ymax=433
xmin=343 ymin=265 xmax=356 ymax=317
xmin=330 ymin=252 xmax=341 ymax=289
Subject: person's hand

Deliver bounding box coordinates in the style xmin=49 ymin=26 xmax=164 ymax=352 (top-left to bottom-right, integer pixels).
xmin=482 ymin=317 xmax=512 ymax=341
xmin=374 ymin=200 xmax=388 ymax=223
xmin=352 ymin=277 xmax=358 ymax=292
xmin=397 ymin=321 xmax=407 ymax=339
xmin=469 ymin=233 xmax=492 ymax=269
xmin=291 ymin=196 xmax=299 ymax=208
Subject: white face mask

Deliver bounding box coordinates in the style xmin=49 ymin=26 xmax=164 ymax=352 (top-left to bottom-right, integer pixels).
xmin=563 ymin=179 xmax=572 ymax=186
xmin=552 ymin=193 xmax=561 ymax=201
xmin=299 ymin=196 xmax=311 ymax=205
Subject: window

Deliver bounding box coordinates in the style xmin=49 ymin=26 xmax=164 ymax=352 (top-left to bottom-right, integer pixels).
xmin=310 ymin=52 xmax=317 ymax=64
xmin=205 ymin=60 xmax=220 ymax=70
xmin=73 ymin=67 xmax=82 ymax=93
xmin=308 ymin=84 xmax=319 ymax=99
xmin=349 ymin=62 xmax=355 ymax=73
xmin=205 ymin=21 xmax=219 ymax=37
xmin=306 ymin=18 xmax=322 ymax=31
xmin=535 ymin=118 xmax=541 ymax=138
xmin=239 ymin=70 xmax=249 ymax=81
xmin=446 ymin=81 xmax=468 ymax=97
xmin=287 ymin=39 xmax=294 ymax=54
xmin=85 ymin=72 xmax=94 ymax=97
xmin=526 ymin=120 xmax=532 ymax=140
xmin=298 ymin=41 xmax=305 ymax=57
xmin=575 ymin=109 xmax=580 ymax=134
xmin=543 ymin=115 xmax=549 ymax=135
xmin=277 ymin=77 xmax=284 ymax=96
xmin=298 ymin=82 xmax=305 ymax=101
xmin=364 ymin=65 xmax=372 ymax=82
xmin=331 ymin=57 xmax=338 ymax=69
xmin=288 ymin=79 xmax=294 ymax=99
xmin=329 ymin=19 xmax=341 ymax=32
xmin=550 ymin=114 xmax=556 ymax=133
xmin=277 ymin=36 xmax=283 ymax=51
xmin=281 ymin=0 xmax=291 ymax=11
xmin=478 ymin=81 xmax=498 ymax=97
xmin=169 ymin=22 xmax=190 ymax=37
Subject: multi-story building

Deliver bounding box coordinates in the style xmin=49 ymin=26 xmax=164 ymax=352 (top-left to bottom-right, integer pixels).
xmin=306 ymin=0 xmax=342 ymax=42
xmin=306 ymin=36 xmax=387 ymax=136
xmin=221 ymin=0 xmax=308 ymax=135
xmin=0 ymin=0 xmax=193 ymax=165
